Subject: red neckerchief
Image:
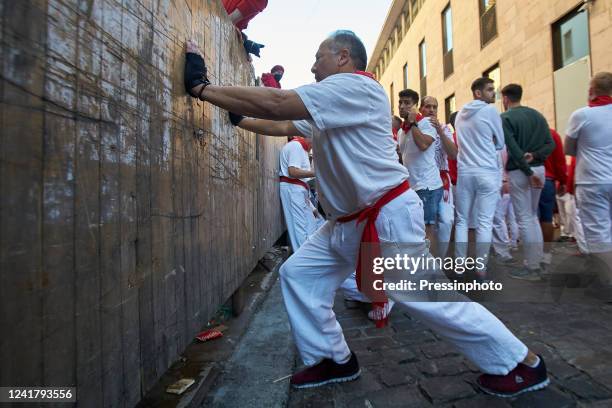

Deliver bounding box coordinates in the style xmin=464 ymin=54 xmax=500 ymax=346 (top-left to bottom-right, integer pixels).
xmin=401 ymin=113 xmax=425 ymax=132
xmin=354 ymin=70 xmax=377 ymax=80
xmin=337 ymin=181 xmax=410 ymax=328
xmin=589 ymin=95 xmax=612 ymax=107
xmin=292 ymin=137 xmax=310 ymax=152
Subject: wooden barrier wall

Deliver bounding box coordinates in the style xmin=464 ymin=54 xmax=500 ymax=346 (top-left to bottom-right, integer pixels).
xmin=0 ymin=0 xmax=285 ymax=405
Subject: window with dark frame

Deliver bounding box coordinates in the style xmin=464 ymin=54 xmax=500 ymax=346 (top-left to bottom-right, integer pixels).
xmin=479 ymin=0 xmax=498 ymax=47
xmin=419 ymin=39 xmax=427 ymax=97
xmin=552 ymin=6 xmax=590 ymax=71
xmin=442 ymin=4 xmax=454 ymax=78
xmin=483 ymin=63 xmax=501 ymax=106
xmin=403 ymin=63 xmax=409 ymax=90
xmin=444 ymin=94 xmax=456 ymax=124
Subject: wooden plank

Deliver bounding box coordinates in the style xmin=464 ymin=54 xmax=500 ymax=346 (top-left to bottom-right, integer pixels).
xmin=119 ymin=111 xmax=142 ymax=407
xmin=42 ymin=111 xmax=76 ymax=388
xmin=0 ymin=0 xmax=47 ymax=387
xmin=99 ymin=120 xmax=125 ymax=408
xmin=74 ymin=120 xmax=103 ymax=406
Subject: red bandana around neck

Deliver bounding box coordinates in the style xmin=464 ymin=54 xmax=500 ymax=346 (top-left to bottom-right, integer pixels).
xmin=401 ymin=113 xmax=425 ymax=132
xmin=292 ymin=137 xmax=310 ymax=152
xmin=589 ymin=95 xmax=612 ymax=107
xmin=354 ymin=70 xmax=377 ymax=81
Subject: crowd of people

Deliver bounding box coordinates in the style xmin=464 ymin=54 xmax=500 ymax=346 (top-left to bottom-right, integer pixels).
xmin=184 ymin=29 xmax=611 ymax=398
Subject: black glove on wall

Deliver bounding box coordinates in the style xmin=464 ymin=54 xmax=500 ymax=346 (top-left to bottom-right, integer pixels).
xmin=184 ymin=52 xmax=211 ymax=97
xmin=228 ymin=112 xmax=244 ymax=126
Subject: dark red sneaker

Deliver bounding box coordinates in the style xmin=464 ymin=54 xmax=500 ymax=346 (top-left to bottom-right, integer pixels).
xmin=477 ymin=355 xmax=550 ymax=397
xmin=290 ymin=351 xmax=361 ymax=389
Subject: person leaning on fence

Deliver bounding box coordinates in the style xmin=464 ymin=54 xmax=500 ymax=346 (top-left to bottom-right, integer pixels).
xmin=183 ymin=29 xmax=549 ymax=397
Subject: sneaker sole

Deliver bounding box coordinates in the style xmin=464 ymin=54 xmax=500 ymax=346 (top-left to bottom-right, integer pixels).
xmin=478 ymin=377 xmax=550 ymax=398
xmin=291 ymin=369 xmax=362 ymax=389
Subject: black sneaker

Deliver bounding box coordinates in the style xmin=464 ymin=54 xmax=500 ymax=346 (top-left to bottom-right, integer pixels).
xmin=290 ymin=351 xmax=361 ymax=389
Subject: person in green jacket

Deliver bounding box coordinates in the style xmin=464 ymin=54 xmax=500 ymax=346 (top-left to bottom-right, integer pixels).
xmin=501 ymin=84 xmax=555 ymax=281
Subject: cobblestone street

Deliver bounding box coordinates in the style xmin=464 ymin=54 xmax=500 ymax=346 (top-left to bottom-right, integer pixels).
xmin=202 ymin=245 xmax=612 ymax=407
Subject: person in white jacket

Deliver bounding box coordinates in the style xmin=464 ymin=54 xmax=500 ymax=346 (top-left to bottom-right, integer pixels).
xmin=455 ymin=77 xmax=505 ymax=279
xmin=278 ymin=137 xmax=320 ymax=251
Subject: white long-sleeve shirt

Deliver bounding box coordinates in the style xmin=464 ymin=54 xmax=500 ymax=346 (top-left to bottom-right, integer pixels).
xmin=456 ymin=100 xmax=505 ymax=174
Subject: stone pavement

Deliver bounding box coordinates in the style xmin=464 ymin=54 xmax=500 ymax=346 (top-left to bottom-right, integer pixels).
xmin=202 ymin=244 xmax=612 ymax=407
xmin=287 ymin=250 xmax=612 ymax=408
xmin=288 ymin=295 xmax=612 ymax=407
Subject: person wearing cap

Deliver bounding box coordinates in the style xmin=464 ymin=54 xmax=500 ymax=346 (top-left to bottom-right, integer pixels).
xmin=262 ymin=65 xmax=285 ymax=89
xmin=184 ymin=30 xmax=547 ymax=396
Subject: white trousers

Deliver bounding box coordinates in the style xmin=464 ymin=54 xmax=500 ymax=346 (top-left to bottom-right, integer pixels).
xmin=437 ymin=187 xmax=454 ymax=257
xmin=280 ymin=189 xmax=528 ymax=374
xmin=280 ymin=183 xmax=318 ymax=251
xmin=556 ymin=193 xmax=587 ymax=253
xmin=576 ymin=184 xmax=612 ymax=253
xmin=492 ymin=194 xmax=518 ymax=258
xmin=508 ymin=167 xmax=545 ymax=269
xmin=455 ymin=173 xmax=501 ymax=267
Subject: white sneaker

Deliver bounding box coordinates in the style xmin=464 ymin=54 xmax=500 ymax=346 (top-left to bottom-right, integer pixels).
xmin=367 ymin=302 xmax=393 ymax=321
xmin=541 ymin=252 xmax=552 ymax=265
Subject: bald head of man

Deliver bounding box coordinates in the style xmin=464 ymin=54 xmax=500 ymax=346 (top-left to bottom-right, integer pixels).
xmin=419 ymin=96 xmax=439 ymax=118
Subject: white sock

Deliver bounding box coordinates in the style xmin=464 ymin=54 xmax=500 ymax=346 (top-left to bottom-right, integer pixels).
xmin=525 ymin=355 xmax=540 ymax=368
xmin=336 ymin=353 xmax=351 ymax=365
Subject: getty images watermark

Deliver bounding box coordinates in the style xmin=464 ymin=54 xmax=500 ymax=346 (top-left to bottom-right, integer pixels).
xmin=371 ymin=254 xmax=503 ymax=293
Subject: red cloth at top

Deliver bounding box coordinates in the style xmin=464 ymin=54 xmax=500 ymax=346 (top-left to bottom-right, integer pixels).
xmin=261 ymin=72 xmax=281 ymax=88
xmin=448 ymin=132 xmax=458 ymax=185
xmin=392 ymin=128 xmax=398 ymax=142
xmin=400 ymin=113 xmax=425 ymax=132
xmin=222 ymin=0 xmax=268 ymax=30
xmin=589 ymin=95 xmax=612 ymax=107
xmin=545 ymin=129 xmax=567 ymax=185
xmin=567 ymin=157 xmax=576 ymax=195
xmin=291 ymin=137 xmax=310 ymax=152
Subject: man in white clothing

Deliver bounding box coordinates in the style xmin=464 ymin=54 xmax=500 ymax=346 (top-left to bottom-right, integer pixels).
xmin=565 ymin=72 xmax=612 ymax=290
xmin=420 ymin=96 xmax=457 ymax=257
xmin=278 ymin=136 xmax=320 ymax=251
xmin=184 ymin=30 xmax=547 ymax=396
xmin=397 ymin=90 xmax=443 ymax=245
xmin=455 ymin=77 xmax=505 ymax=278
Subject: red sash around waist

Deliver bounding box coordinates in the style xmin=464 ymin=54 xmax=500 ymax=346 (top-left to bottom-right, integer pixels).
xmin=337 ymin=180 xmax=410 ymax=327
xmin=280 ymin=176 xmax=309 ymax=190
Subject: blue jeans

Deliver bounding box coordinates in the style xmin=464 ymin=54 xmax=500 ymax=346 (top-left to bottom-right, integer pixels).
xmin=416 ymin=187 xmax=444 ymax=225
xmin=538 ymin=178 xmax=556 ymax=222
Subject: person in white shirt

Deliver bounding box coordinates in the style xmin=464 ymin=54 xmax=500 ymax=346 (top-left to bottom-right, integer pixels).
xmin=419 ymin=96 xmax=457 ymax=257
xmin=278 ymin=136 xmax=320 ymax=251
xmin=397 ymin=90 xmax=443 ymax=246
xmin=455 ymin=77 xmax=505 ymax=278
xmin=184 ymin=30 xmax=546 ymax=396
xmin=565 ymin=71 xmax=612 ymax=289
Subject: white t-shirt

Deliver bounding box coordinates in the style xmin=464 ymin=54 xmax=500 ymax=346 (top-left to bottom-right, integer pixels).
xmin=292 ymin=73 xmax=408 ymax=219
xmin=398 ymin=118 xmax=442 ymax=191
xmin=279 ymin=140 xmax=311 ymax=181
xmin=566 ymin=104 xmax=612 ymax=185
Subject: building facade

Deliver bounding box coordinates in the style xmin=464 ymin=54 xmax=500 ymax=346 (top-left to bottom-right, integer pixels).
xmin=368 ymin=0 xmax=612 ymax=133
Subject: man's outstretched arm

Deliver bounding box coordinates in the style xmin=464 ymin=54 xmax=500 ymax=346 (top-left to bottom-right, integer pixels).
xmin=185 ymin=40 xmax=310 ymax=121
xmin=237 ymin=117 xmax=302 ymax=137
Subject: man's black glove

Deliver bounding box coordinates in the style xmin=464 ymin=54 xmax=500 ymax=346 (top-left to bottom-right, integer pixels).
xmin=243 ymin=39 xmax=265 ymax=58
xmin=184 ymin=52 xmax=211 ymax=98
xmin=228 ymin=112 xmax=244 ymax=126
